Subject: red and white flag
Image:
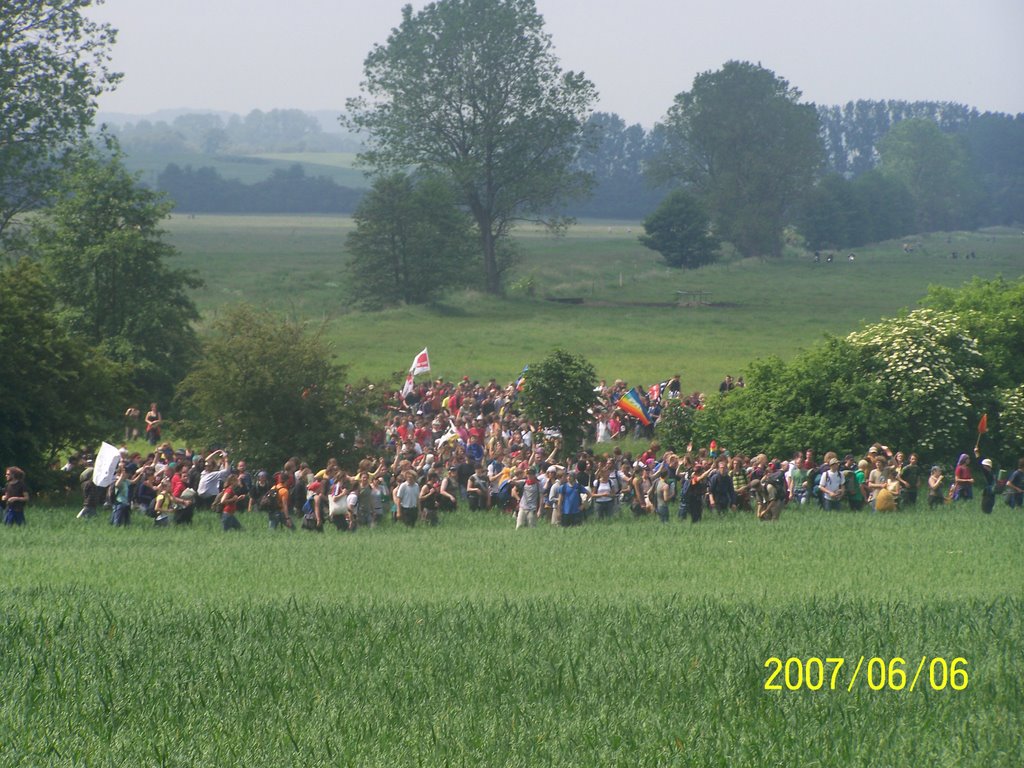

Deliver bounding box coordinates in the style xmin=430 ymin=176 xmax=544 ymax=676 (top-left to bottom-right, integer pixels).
xmin=410 ymin=347 xmax=431 ymax=376
xmin=401 ymin=374 xmax=415 ymax=398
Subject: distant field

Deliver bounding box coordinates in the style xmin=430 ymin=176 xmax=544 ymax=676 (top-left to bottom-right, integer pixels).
xmin=2 ymin=502 xmax=1020 ymax=766
xmin=164 ymin=214 xmax=1024 ymax=392
xmin=123 ymin=150 xmax=370 ymax=188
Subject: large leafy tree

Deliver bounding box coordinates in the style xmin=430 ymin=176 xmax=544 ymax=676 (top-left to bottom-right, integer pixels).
xmin=877 ymin=118 xmax=984 ymax=233
xmin=0 ymin=258 xmax=123 ymax=484
xmin=653 ymin=61 xmax=822 ymax=258
xmin=639 ymin=189 xmax=719 ymax=269
xmin=518 ymin=349 xmax=596 ymax=452
xmin=175 ymin=304 xmax=373 ymax=470
xmin=0 ymin=0 xmax=119 ymax=238
xmin=344 ymin=0 xmax=597 ymax=294
xmin=346 ymin=173 xmax=477 ymax=307
xmin=32 ymin=143 xmax=201 ymax=402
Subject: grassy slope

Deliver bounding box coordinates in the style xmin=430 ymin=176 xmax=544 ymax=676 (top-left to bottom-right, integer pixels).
xmin=1 ymin=504 xmax=1021 ymax=766
xmin=165 ymin=214 xmax=1024 ymax=393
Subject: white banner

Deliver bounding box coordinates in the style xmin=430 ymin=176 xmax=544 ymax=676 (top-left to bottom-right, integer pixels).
xmin=410 ymin=347 xmax=430 ymax=376
xmin=93 ymin=442 xmax=122 ymax=487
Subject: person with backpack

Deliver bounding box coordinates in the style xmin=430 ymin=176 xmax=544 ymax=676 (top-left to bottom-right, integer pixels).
xmin=846 ymin=460 xmax=868 ymax=511
xmin=760 ymin=464 xmax=789 ymax=510
xmin=818 ymin=458 xmax=845 ymax=511
xmin=266 ymin=472 xmax=293 ymax=530
xmin=301 ymin=481 xmax=325 ymax=532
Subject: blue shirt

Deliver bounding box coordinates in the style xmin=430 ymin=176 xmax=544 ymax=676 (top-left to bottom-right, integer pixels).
xmin=561 ymin=482 xmax=584 ymax=517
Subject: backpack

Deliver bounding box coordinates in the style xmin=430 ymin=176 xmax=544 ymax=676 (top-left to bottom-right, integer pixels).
xmin=647 ymin=479 xmax=660 ymax=508
xmin=258 ymin=488 xmax=280 ymax=513
xmin=807 ymin=466 xmax=822 ymax=498
xmin=762 ymin=471 xmax=787 ymax=501
xmin=843 ymin=470 xmax=861 ymax=499
xmin=211 ymin=491 xmax=225 ymax=513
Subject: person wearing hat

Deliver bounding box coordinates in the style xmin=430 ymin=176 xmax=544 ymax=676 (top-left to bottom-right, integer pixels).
xmin=974 ymin=448 xmax=996 ymax=514
xmin=818 ymin=458 xmax=845 ymax=511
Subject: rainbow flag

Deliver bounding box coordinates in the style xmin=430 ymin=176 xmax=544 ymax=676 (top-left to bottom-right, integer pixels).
xmin=616 ymin=387 xmax=651 ymax=426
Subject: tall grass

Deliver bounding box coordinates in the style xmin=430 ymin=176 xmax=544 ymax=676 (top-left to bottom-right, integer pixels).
xmin=2 ymin=502 xmax=1021 ymax=766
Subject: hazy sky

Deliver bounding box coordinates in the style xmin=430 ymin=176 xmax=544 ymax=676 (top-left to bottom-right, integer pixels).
xmin=89 ymin=0 xmax=1024 ymax=127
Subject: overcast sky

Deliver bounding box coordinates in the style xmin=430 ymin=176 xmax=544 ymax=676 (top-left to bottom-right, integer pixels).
xmin=89 ymin=0 xmax=1024 ymax=127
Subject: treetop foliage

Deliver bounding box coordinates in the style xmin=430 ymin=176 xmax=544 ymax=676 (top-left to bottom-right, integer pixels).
xmin=0 ymin=0 xmax=120 ymax=236
xmin=519 ymin=349 xmax=597 ymax=452
xmin=344 ymin=0 xmax=597 ymax=293
xmin=175 ymin=304 xmax=372 ymax=470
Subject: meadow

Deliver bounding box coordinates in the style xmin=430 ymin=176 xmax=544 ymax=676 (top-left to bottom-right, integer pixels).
xmin=1 ymin=502 xmax=1021 ymax=766
xmin=164 ymin=214 xmax=1024 ymax=392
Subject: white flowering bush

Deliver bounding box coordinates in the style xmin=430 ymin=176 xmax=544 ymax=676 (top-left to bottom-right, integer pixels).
xmin=847 ymin=309 xmax=985 ymax=454
xmin=998 ymin=384 xmax=1024 ymax=461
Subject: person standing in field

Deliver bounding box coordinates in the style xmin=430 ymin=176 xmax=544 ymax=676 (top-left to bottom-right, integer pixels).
xmin=124 ymin=406 xmax=141 ymax=442
xmin=974 ymin=449 xmax=996 ymax=514
xmin=559 ymin=471 xmax=585 ymax=527
xmin=1005 ymin=459 xmax=1024 ymax=509
xmin=144 ymin=403 xmax=162 ymax=445
xmin=218 ymin=472 xmax=243 ymax=531
xmin=927 ymin=466 xmax=945 ymax=508
xmin=548 ymin=466 xmax=565 ymax=526
xmin=898 ymin=452 xmax=922 ymax=506
xmin=2 ymin=467 xmax=29 ymax=526
xmin=706 ymin=458 xmax=735 ymax=515
xmin=197 ymin=450 xmax=231 ymax=510
xmin=395 ymin=470 xmax=421 ymax=527
xmin=953 ymin=453 xmax=974 ymax=501
xmin=514 ymin=466 xmax=542 ymax=529
xmin=818 ymin=458 xmax=844 ymax=511
xmin=111 ymin=462 xmax=132 ymax=526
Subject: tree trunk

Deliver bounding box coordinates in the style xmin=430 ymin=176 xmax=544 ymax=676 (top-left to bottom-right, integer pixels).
xmin=480 ymin=226 xmax=501 ymax=295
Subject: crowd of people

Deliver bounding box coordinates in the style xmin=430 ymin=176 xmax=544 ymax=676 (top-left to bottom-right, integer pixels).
xmin=5 ymin=373 xmax=1023 ymax=530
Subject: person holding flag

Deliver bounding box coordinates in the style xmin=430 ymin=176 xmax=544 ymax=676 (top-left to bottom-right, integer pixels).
xmin=401 ymin=347 xmax=431 ymax=406
xmin=615 ymin=387 xmax=650 ymax=430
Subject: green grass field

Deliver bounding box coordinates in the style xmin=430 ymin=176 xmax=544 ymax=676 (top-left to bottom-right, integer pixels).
xmin=165 ymin=214 xmax=1024 ymax=392
xmin=2 ymin=502 xmax=1021 ymax=766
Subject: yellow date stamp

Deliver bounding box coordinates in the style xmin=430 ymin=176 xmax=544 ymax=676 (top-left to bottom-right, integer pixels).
xmin=763 ymin=656 xmax=969 ymax=692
